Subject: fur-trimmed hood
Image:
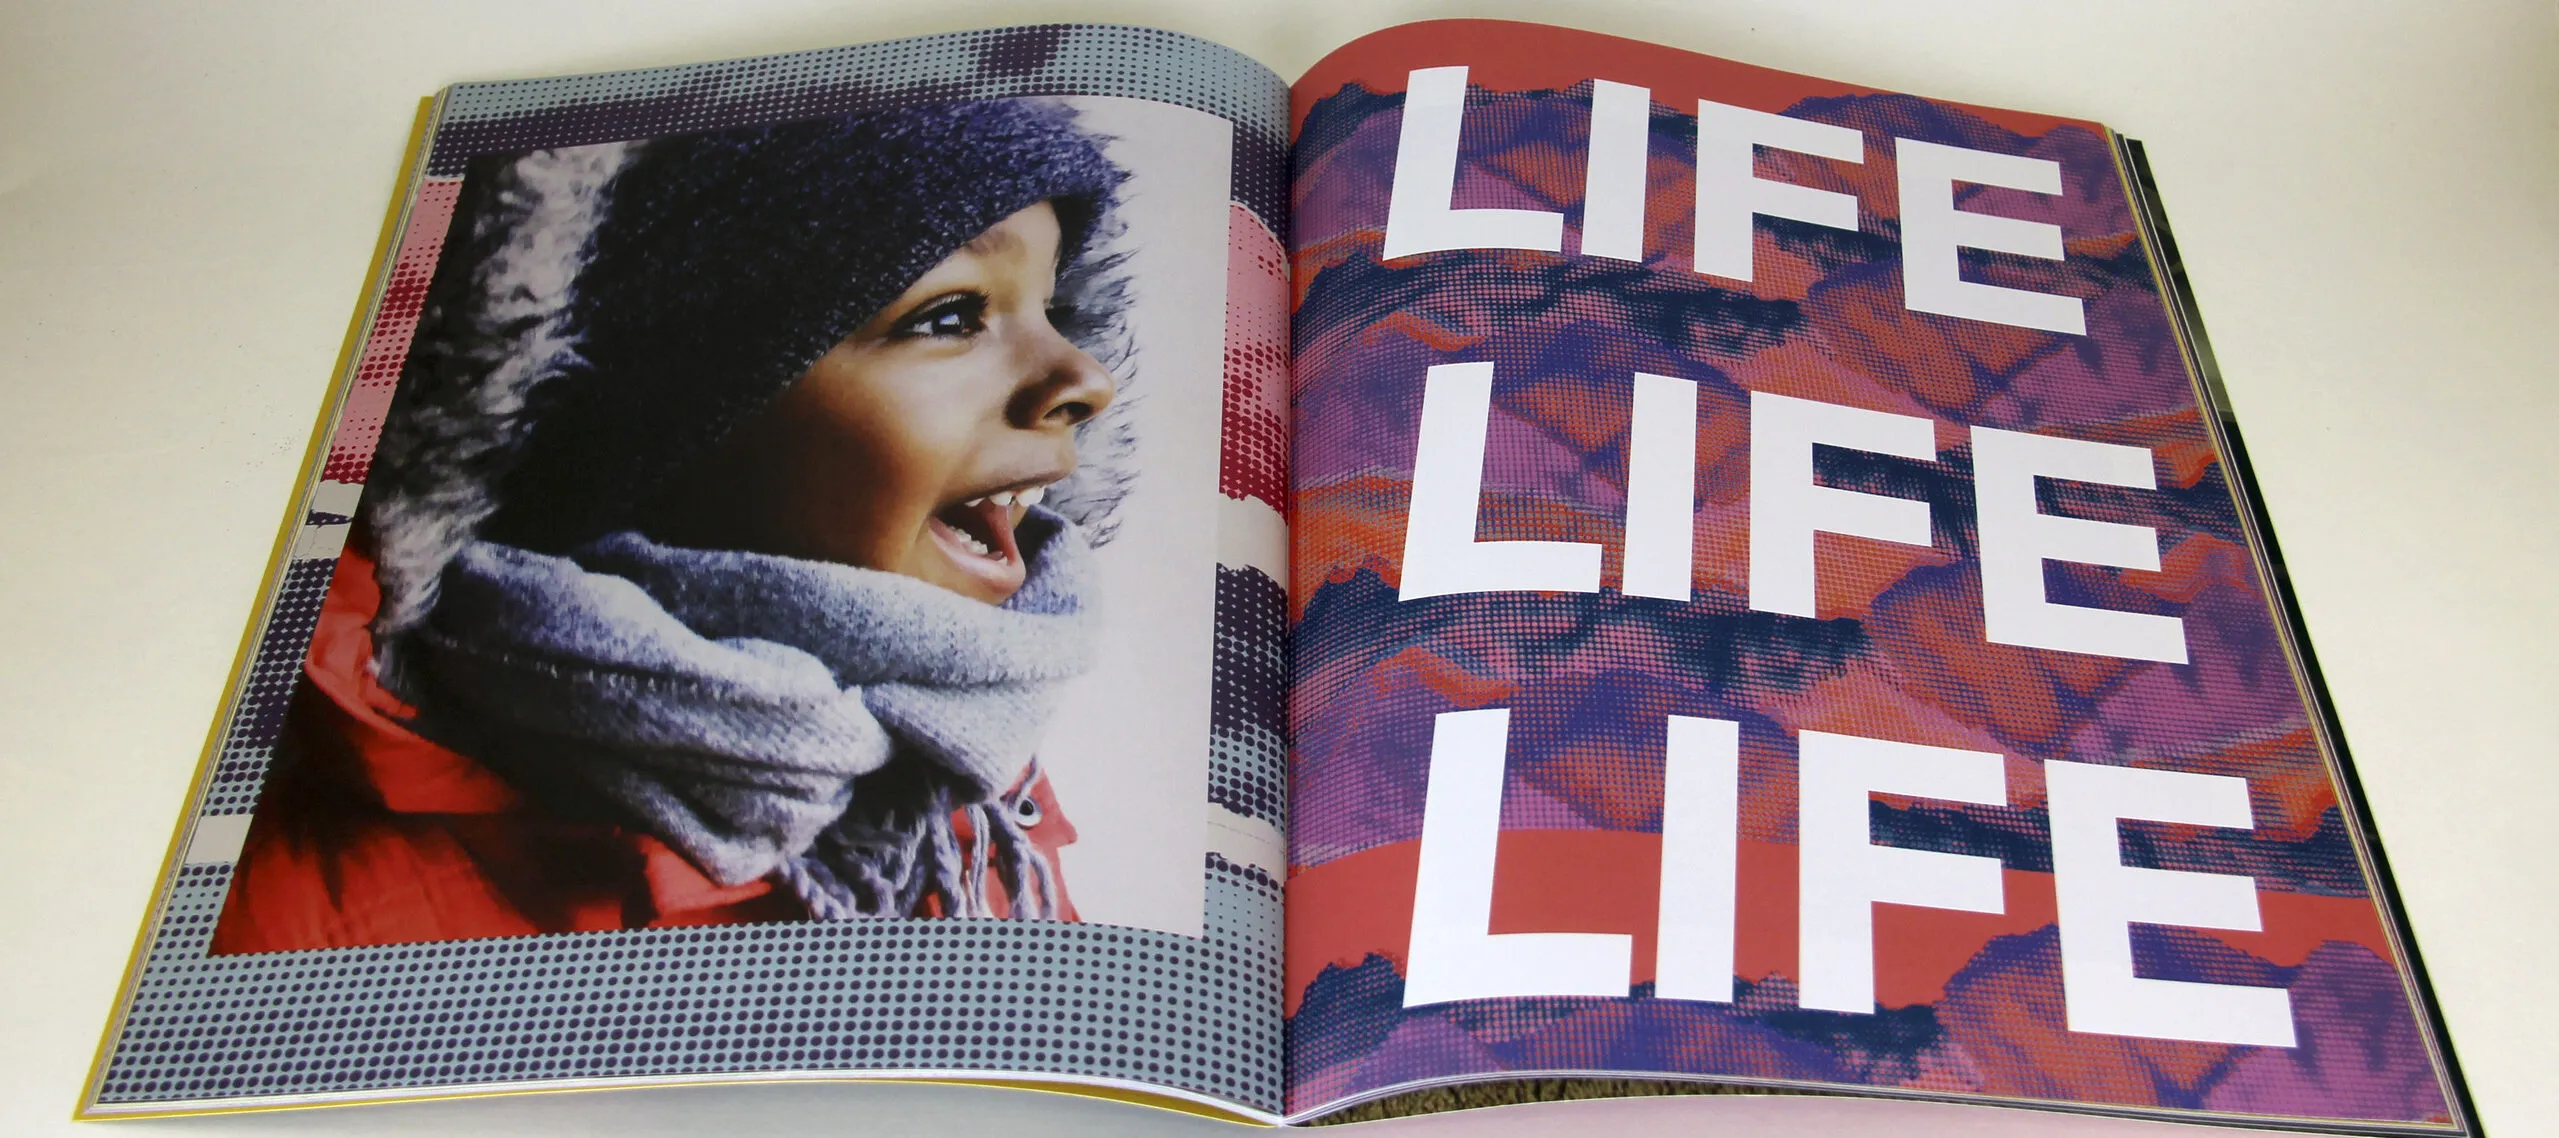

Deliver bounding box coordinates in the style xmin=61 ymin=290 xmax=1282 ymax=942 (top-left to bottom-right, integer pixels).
xmin=362 ymin=99 xmax=1141 ymax=662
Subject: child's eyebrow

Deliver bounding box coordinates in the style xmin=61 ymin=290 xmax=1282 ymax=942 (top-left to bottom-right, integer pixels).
xmin=963 ymin=226 xmax=1025 ymax=256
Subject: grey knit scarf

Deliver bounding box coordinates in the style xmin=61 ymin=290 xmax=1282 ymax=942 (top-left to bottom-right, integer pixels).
xmin=395 ymin=508 xmax=1097 ymax=920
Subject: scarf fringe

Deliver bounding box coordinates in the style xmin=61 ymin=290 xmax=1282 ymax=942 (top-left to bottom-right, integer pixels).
xmin=776 ymin=761 xmax=1058 ymax=921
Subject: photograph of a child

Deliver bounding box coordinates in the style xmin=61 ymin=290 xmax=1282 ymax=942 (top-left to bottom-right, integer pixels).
xmin=210 ymin=96 xmax=1235 ymax=952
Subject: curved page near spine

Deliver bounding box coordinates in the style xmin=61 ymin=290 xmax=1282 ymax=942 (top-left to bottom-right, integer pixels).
xmin=87 ymin=25 xmax=1292 ymax=1121
xmin=1282 ymin=19 xmax=2466 ymax=1133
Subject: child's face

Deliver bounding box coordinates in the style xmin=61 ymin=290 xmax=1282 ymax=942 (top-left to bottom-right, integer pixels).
xmin=645 ymin=201 xmax=1114 ymax=605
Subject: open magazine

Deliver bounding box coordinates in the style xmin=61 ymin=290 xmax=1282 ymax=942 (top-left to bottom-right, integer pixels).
xmin=83 ymin=19 xmax=2475 ymax=1134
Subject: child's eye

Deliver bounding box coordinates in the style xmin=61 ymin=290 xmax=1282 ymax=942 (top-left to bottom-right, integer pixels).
xmin=892 ymin=294 xmax=988 ymax=340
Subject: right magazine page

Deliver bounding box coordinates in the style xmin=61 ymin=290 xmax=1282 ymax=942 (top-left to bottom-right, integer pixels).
xmin=1281 ymin=19 xmax=2470 ymax=1133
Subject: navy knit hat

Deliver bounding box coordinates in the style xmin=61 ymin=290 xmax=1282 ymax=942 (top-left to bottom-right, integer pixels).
xmin=366 ymin=99 xmax=1131 ymax=644
xmin=488 ymin=101 xmax=1125 ymax=547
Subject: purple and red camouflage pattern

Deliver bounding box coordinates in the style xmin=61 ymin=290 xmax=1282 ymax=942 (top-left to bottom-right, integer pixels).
xmin=1280 ymin=22 xmax=2462 ymax=1131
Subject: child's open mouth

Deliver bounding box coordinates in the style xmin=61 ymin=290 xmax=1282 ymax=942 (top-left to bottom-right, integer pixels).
xmin=924 ymin=483 xmax=1049 ymax=598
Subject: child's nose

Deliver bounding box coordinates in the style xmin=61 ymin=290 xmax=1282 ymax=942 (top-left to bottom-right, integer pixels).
xmin=1011 ymin=335 xmax=1116 ymax=431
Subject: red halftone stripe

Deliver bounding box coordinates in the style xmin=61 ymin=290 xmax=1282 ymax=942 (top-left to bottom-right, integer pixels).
xmin=321 ymin=179 xmax=461 ymax=485
xmin=1221 ymin=203 xmax=1289 ymax=511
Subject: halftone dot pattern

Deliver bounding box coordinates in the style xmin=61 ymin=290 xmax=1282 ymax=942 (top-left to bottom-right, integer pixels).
xmin=429 ymin=25 xmax=1288 ymax=231
xmin=1220 ymin=206 xmax=1289 ymax=510
xmin=1209 ymin=197 xmax=1291 ymax=833
xmin=1290 ymin=584 xmax=1875 ymax=861
xmin=199 ymin=558 xmax=334 ymax=816
xmin=1288 ymin=941 xmax=2455 ymax=1122
xmin=322 ymin=181 xmax=460 ymax=485
xmin=98 ymin=860 xmax=1280 ymax=1110
xmin=99 ymin=24 xmax=1297 ymax=1118
xmin=1208 ymin=852 xmax=1283 ymax=905
xmin=1211 ymin=734 xmax=1286 ymax=831
xmin=1210 ymin=568 xmax=1287 ymax=828
xmin=114 ymin=500 xmax=1292 ymax=1111
xmin=1280 ymin=54 xmax=2460 ymax=1129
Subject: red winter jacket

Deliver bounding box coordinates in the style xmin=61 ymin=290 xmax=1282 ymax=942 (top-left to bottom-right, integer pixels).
xmin=209 ymin=546 xmax=1077 ymax=955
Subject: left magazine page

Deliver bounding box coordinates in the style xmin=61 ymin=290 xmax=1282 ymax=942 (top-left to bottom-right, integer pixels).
xmin=83 ymin=24 xmax=1294 ymax=1122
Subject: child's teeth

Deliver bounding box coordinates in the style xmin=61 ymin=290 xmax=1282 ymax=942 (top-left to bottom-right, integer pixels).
xmin=991 ymin=490 xmax=1016 ymax=507
xmin=965 ymin=497 xmax=985 ymax=508
xmin=1019 ymin=485 xmax=1045 ymax=507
